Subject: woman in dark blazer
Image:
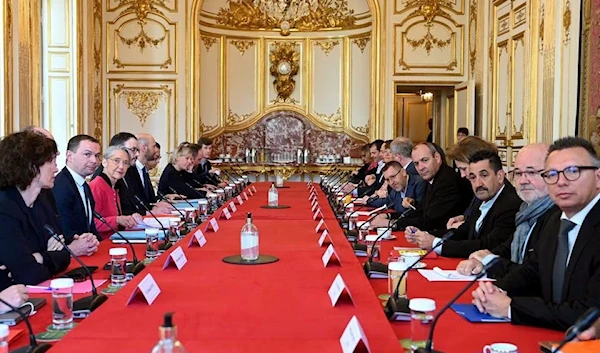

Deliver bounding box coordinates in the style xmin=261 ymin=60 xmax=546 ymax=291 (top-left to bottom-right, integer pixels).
xmin=0 ymin=131 xmax=71 ymax=291
xmin=158 ymin=144 xmax=206 ymax=199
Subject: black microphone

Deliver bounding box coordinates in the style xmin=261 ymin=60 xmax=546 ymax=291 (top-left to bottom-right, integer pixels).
xmin=553 ymin=307 xmax=600 ymax=353
xmin=43 ymin=225 xmax=108 ymax=316
xmin=330 ymin=172 xmax=351 ymax=194
xmin=92 ymin=211 xmax=145 ymax=275
xmin=345 ymin=203 xmax=390 ymax=240
xmin=0 ymin=297 xmax=51 ymax=353
xmin=168 ymin=186 xmax=196 ymax=209
xmin=325 ymin=170 xmax=346 ymax=190
xmin=384 ymin=231 xmax=455 ymax=321
xmin=415 ymin=258 xmax=500 ymax=353
xmin=333 ymin=185 xmax=358 ymax=211
xmin=156 ymin=191 xmax=186 ymax=219
xmin=133 ymin=195 xmax=174 ymax=251
xmin=363 ymin=208 xmax=415 ymax=277
xmin=184 ymin=182 xmax=206 ymax=199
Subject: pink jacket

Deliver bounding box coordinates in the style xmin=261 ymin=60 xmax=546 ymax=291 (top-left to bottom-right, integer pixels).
xmin=89 ymin=174 xmax=121 ymax=240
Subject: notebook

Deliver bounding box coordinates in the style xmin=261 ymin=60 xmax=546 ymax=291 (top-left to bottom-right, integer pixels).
xmin=450 ymin=303 xmax=510 ymax=323
xmin=110 ymin=230 xmax=165 ymax=243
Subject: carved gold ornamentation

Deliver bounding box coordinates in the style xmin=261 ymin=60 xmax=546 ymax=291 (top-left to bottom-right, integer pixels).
xmin=93 ymin=0 xmax=103 ymax=141
xmin=468 ymin=0 xmax=477 ymax=76
xmin=539 ymin=4 xmax=544 ymax=53
xmin=563 ymin=0 xmax=572 ymax=45
xmin=230 ymin=40 xmax=255 ymax=55
xmin=227 ymin=109 xmax=253 ymax=125
xmin=352 ymin=36 xmax=370 ymax=53
xmin=114 ymin=84 xmax=169 ymax=126
xmin=200 ymin=122 xmax=217 ymax=133
xmin=403 ymin=0 xmax=454 ymax=54
xmin=4 ymin=0 xmax=13 ymax=133
xmin=201 ymin=35 xmax=217 ymax=51
xmin=314 ymin=40 xmax=339 ymax=56
xmin=269 ymin=42 xmax=300 ymax=102
xmin=215 ymin=0 xmax=357 ymax=35
xmin=315 ymin=108 xmax=342 ymax=126
xmin=115 ymin=0 xmax=167 ymax=51
xmin=354 ymin=124 xmax=369 ymax=134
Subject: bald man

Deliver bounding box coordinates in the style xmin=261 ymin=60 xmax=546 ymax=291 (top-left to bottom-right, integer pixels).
xmin=456 ymin=143 xmax=557 ymax=278
xmin=123 ymin=133 xmax=173 ymax=213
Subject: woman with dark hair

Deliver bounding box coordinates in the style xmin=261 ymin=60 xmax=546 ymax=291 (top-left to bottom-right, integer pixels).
xmin=0 ymin=131 xmax=71 ymax=291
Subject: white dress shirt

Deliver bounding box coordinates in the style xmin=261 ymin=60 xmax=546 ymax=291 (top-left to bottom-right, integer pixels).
xmin=136 ymin=160 xmax=146 ymax=187
xmin=560 ymin=191 xmax=600 ymax=264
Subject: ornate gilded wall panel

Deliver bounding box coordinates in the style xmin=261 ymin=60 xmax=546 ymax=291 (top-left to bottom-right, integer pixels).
xmin=199 ymin=33 xmax=222 ymax=135
xmin=349 ymin=34 xmax=371 ymax=138
xmin=265 ymin=40 xmax=303 ymax=106
xmin=310 ymin=38 xmax=343 ymax=130
xmin=392 ymin=0 xmax=468 ymax=79
xmin=226 ymin=37 xmax=260 ymax=127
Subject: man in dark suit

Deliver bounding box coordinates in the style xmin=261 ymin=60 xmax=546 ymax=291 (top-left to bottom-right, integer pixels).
xmin=456 ymin=143 xmax=557 ymax=278
xmin=405 ymin=150 xmax=522 ymax=258
xmin=365 ymin=161 xmax=426 ymax=213
xmin=52 ymin=135 xmax=101 ymax=256
xmin=357 ymin=140 xmax=386 ymax=197
xmin=194 ymin=137 xmax=226 ymax=188
xmin=349 ymin=144 xmax=372 ymax=184
xmin=371 ymin=142 xmax=472 ymax=230
xmin=390 ymin=137 xmax=419 ymax=176
xmin=123 ymin=133 xmax=173 ymax=214
xmin=472 ymin=137 xmax=600 ymax=330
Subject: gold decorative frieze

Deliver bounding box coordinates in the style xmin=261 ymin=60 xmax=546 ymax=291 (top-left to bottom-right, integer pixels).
xmin=538 ymin=4 xmax=544 ymax=53
xmin=314 ymin=40 xmax=339 ymax=56
xmin=315 ymin=108 xmax=342 ymax=126
xmin=227 ymin=109 xmax=253 ymax=125
xmin=498 ymin=14 xmax=509 ymax=35
xmin=200 ymin=122 xmax=217 ymax=133
xmin=406 ymin=29 xmax=452 ymax=54
xmin=468 ymin=0 xmax=477 ymax=76
xmin=230 ymin=40 xmax=254 ymax=55
xmin=269 ymin=42 xmax=299 ymax=102
xmin=352 ymin=36 xmax=370 ymax=53
xmin=93 ymin=0 xmax=102 ymax=141
xmin=115 ymin=0 xmax=168 ymax=51
xmin=114 ymin=84 xmax=170 ymax=126
xmin=354 ymin=124 xmax=369 ymax=134
xmin=201 ymin=35 xmax=217 ymax=52
xmin=215 ymin=0 xmax=357 ymax=35
xmin=563 ymin=0 xmax=572 ymax=45
xmin=513 ymin=4 xmax=527 ymax=28
xmin=402 ymin=0 xmax=454 ymax=55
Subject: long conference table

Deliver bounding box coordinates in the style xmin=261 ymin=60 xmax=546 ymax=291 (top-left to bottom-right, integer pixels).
xmin=11 ymin=182 xmax=563 ymax=352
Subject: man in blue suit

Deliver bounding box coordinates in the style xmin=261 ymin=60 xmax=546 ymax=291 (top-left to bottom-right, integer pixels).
xmin=365 ymin=161 xmax=426 ymax=214
xmin=52 ymin=135 xmax=101 ymax=256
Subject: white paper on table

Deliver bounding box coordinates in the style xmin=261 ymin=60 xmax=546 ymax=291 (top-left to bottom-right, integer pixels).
xmin=417 ymin=267 xmax=493 ymax=282
xmin=354 ymin=205 xmax=386 ymax=216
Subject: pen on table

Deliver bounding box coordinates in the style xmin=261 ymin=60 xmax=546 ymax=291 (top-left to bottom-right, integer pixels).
xmin=26 ymin=285 xmax=52 ymax=291
xmin=408 ymin=203 xmax=417 ymax=211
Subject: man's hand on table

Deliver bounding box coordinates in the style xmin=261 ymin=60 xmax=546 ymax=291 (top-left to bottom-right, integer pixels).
xmin=472 ymin=281 xmax=511 ymax=319
xmin=404 ymin=226 xmax=434 ymax=249
xmin=446 ymin=215 xmax=465 ymax=229
xmin=469 ymin=249 xmax=493 ymax=262
xmin=456 ymin=259 xmax=484 ymax=275
xmin=370 ymin=213 xmax=391 ymax=228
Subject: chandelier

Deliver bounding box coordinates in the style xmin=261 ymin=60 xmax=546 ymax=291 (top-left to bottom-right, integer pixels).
xmin=217 ymin=0 xmax=357 ymax=36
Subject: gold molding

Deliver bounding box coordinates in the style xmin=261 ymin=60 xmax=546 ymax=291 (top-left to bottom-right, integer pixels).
xmin=562 ymin=0 xmax=572 ymax=45
xmin=352 ymin=36 xmax=370 ymax=53
xmin=115 ymin=0 xmax=168 ymax=50
xmin=3 ymin=0 xmax=13 ymax=133
xmin=468 ymin=0 xmax=477 ymax=76
xmin=577 ymin=0 xmax=592 ymax=142
xmin=314 ymin=40 xmax=340 ymax=56
xmin=512 ymin=3 xmax=527 ymax=28
xmin=18 ymin=0 xmax=42 ymax=128
xmin=498 ymin=13 xmax=509 ymax=35
xmin=116 ymin=85 xmax=169 ymax=126
xmin=93 ymin=0 xmax=102 ymax=141
xmin=315 ymin=108 xmax=342 ymax=126
xmin=227 ymin=109 xmax=253 ymax=125
xmin=77 ymin=0 xmax=83 ymax=134
xmin=107 ymin=0 xmax=178 ymax=13
xmin=230 ymin=39 xmax=255 ymax=55
xmin=405 ymin=27 xmax=452 ymax=54
xmin=394 ymin=0 xmax=466 ymax=16
xmin=201 ymin=35 xmax=217 ymax=51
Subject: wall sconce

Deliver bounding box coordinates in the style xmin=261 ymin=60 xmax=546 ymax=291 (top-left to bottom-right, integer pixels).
xmin=421 ymin=92 xmax=433 ymax=102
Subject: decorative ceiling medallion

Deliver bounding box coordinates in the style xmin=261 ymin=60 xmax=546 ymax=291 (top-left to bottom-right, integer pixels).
xmin=216 ymin=0 xmax=357 ymax=36
xmin=314 ymin=40 xmax=339 ymax=56
xmin=403 ymin=0 xmax=454 ymax=55
xmin=116 ymin=0 xmax=168 ymax=51
xmin=352 ymin=36 xmax=370 ymax=53
xmin=269 ymin=42 xmax=300 ymax=102
xmin=230 ymin=40 xmax=255 ymax=55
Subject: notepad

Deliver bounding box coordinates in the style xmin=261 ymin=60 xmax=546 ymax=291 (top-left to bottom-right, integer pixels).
xmin=354 ymin=205 xmax=386 ymax=216
xmin=450 ymin=303 xmax=510 ymax=323
xmin=418 ymin=268 xmax=491 ymax=281
xmin=27 ymin=279 xmax=107 ymax=294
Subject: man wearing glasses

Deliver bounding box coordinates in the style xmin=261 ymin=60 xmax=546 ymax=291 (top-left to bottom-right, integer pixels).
xmin=403 ymin=149 xmax=522 ymax=258
xmin=456 ymin=143 xmax=557 ymax=278
xmin=471 ymin=137 xmax=600 ymax=330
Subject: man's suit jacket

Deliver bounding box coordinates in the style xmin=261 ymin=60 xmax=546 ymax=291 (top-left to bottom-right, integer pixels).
xmin=0 ymin=187 xmax=70 ymax=291
xmin=496 ymin=200 xmax=600 ymax=330
xmin=350 ymin=163 xmax=370 ymax=184
xmin=432 ymin=182 xmax=522 ymax=258
xmin=394 ymin=164 xmax=472 ymax=231
xmin=358 ymin=164 xmax=386 ymax=197
xmin=123 ymin=164 xmax=156 ymax=210
xmin=194 ymin=160 xmax=219 ymax=186
xmin=405 ymin=161 xmax=419 ymax=177
xmin=487 ymin=205 xmax=560 ymax=279
xmin=371 ymin=175 xmax=427 ymax=213
xmin=52 ymin=167 xmax=99 ymax=243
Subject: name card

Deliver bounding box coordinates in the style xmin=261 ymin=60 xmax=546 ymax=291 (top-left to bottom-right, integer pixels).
xmin=248 ymin=188 xmax=254 ymax=196
xmin=188 ymin=229 xmax=207 ymax=247
xmin=243 ymin=192 xmax=249 ymax=200
xmin=162 ymin=246 xmax=188 ymax=270
xmin=313 ymin=208 xmax=323 ymax=220
xmin=328 ymin=273 xmax=354 ymax=306
xmin=236 ymin=195 xmax=244 ymax=205
xmin=222 ymin=208 xmax=232 ymax=219
xmin=339 ymin=316 xmax=371 ymax=353
xmin=126 ymin=273 xmax=161 ymax=306
xmin=230 ymin=201 xmax=237 ymax=212
xmin=206 ymin=218 xmax=219 ymax=232
xmin=318 ymin=230 xmax=331 ymax=247
xmin=251 ymin=185 xmax=257 ymax=193
xmin=311 ymin=197 xmax=318 ymax=207
xmin=315 ymin=219 xmax=327 ymax=233
xmin=322 ymin=244 xmax=341 ymax=267
xmin=311 ymin=202 xmax=320 ymax=212
xmin=309 ymin=192 xmax=317 ymax=201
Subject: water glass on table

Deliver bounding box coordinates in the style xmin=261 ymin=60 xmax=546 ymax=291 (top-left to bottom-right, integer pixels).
xmin=388 ymin=259 xmax=408 ymax=297
xmin=51 ymin=278 xmax=74 ymax=330
xmin=364 ymin=235 xmax=382 ymax=260
xmin=356 ymin=221 xmax=370 ymax=241
xmin=145 ymin=228 xmax=159 ymax=259
xmin=109 ymin=247 xmax=128 ymax=287
xmin=409 ymin=298 xmax=436 ymax=351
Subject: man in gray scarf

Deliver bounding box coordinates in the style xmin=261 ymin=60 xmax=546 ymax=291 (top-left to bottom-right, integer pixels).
xmin=456 ymin=143 xmax=557 ymax=277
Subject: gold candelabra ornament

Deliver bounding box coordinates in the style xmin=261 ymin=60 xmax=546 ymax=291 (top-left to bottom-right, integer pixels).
xmin=216 ymin=0 xmax=357 ymax=36
xmin=270 ymin=42 xmax=300 ymax=101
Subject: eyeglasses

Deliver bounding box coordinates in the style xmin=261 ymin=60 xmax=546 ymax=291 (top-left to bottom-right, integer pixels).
xmin=510 ymin=169 xmax=544 ymax=180
xmin=541 ymin=166 xmax=598 ymax=185
xmin=384 ymin=169 xmax=402 ymax=183
xmin=108 ymin=158 xmax=130 ymax=167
